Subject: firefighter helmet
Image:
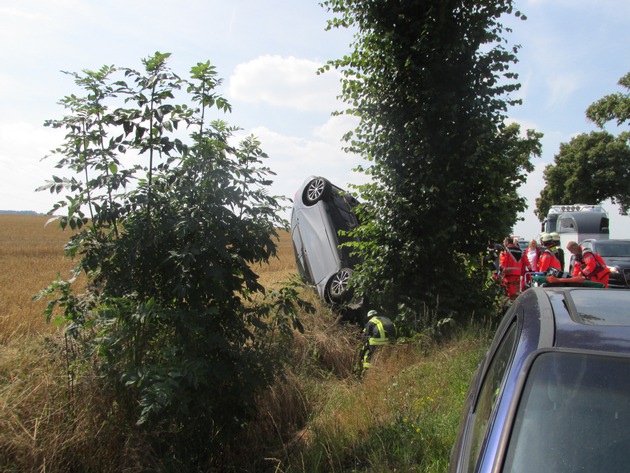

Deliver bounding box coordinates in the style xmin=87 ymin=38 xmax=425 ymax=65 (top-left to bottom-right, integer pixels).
xmin=541 ymin=233 xmax=554 ymax=245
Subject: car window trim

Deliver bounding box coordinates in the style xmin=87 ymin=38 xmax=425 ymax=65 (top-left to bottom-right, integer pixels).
xmin=474 ymin=319 xmax=520 ymax=472
xmin=461 ymin=317 xmax=520 ymax=473
xmin=534 ymin=288 xmax=555 ymax=349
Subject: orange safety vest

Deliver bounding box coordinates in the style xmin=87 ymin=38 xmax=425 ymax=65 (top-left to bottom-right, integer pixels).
xmin=538 ymin=248 xmax=562 ymax=273
xmin=500 ymin=246 xmax=522 ymax=276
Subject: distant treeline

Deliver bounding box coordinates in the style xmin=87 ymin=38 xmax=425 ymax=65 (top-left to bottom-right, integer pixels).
xmin=0 ymin=210 xmax=41 ymax=215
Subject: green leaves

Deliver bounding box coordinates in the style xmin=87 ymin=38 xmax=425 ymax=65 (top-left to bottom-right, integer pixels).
xmin=586 ymin=71 xmax=630 ymax=129
xmin=38 ymin=52 xmax=302 ymax=467
xmin=323 ymin=0 xmax=541 ymax=327
xmin=536 ymin=131 xmax=630 ymax=216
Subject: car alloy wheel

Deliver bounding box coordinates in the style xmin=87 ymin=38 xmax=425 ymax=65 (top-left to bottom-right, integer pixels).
xmin=328 ymin=268 xmax=353 ymax=302
xmin=303 ymin=177 xmax=330 ymax=206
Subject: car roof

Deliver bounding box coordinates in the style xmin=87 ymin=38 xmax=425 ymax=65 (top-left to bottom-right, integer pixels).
xmin=464 ymin=287 xmax=630 ymax=473
xmin=582 ymin=238 xmax=630 ymax=245
xmin=528 ymin=287 xmax=630 ymax=354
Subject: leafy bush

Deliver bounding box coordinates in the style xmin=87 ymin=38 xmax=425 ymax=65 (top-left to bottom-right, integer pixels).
xmin=36 ymin=52 xmax=307 ymax=468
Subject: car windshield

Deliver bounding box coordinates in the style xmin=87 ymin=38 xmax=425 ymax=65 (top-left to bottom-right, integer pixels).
xmin=596 ymin=242 xmax=630 ymax=257
xmin=503 ymin=351 xmax=630 ymax=473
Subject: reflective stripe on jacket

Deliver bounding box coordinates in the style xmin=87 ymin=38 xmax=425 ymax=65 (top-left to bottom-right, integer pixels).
xmin=580 ymin=250 xmax=610 ymax=281
xmin=500 ymin=248 xmax=522 ymax=276
xmin=538 ymin=248 xmax=562 ymax=273
xmin=365 ymin=316 xmax=396 ymax=346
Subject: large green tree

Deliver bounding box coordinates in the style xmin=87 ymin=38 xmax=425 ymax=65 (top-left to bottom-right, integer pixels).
xmin=535 ymin=131 xmax=630 ymax=218
xmin=586 ymin=71 xmax=630 ymax=128
xmin=536 ymin=71 xmax=630 ymax=219
xmin=322 ymin=0 xmax=541 ymax=326
xmin=37 ymin=53 xmax=306 ymax=469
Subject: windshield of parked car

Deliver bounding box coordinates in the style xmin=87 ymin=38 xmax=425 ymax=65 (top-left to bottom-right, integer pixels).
xmin=595 ymin=241 xmax=630 ymax=258
xmin=502 ymin=351 xmax=630 ymax=473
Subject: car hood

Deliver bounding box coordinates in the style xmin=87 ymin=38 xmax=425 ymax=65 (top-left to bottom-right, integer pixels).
xmin=602 ymin=256 xmax=630 ymax=268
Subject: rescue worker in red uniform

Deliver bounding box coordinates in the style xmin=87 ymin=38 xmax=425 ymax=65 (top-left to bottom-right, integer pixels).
xmin=566 ymin=241 xmax=610 ymax=287
xmin=538 ymin=233 xmax=563 ymax=276
xmin=499 ymin=237 xmax=529 ymax=299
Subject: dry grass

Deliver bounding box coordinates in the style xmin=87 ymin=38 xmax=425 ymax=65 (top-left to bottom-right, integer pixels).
xmin=0 ymin=215 xmax=77 ymax=342
xmin=256 ymin=229 xmax=299 ymax=289
xmin=0 ymin=216 xmax=297 ymax=342
xmin=0 ymin=215 xmax=307 ymax=472
xmin=0 ymin=215 xmax=488 ymax=472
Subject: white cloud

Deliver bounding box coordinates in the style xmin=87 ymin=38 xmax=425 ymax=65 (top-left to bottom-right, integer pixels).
xmin=0 ymin=121 xmax=65 ymax=212
xmin=252 ymin=120 xmax=362 ymax=186
xmin=227 ymin=55 xmax=343 ymax=111
xmin=513 ymin=161 xmax=546 ymax=239
xmin=230 ymin=113 xmax=365 ymax=221
xmin=313 ymin=113 xmax=359 ymax=143
xmin=546 ymin=73 xmax=582 ymax=108
xmin=0 ymin=5 xmax=43 ymax=22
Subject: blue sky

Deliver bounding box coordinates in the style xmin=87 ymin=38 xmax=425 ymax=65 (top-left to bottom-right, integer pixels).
xmin=1 ymin=0 xmax=629 ymax=240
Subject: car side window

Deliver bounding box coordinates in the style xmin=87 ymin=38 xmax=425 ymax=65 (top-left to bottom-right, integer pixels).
xmin=467 ymin=320 xmax=519 ymax=473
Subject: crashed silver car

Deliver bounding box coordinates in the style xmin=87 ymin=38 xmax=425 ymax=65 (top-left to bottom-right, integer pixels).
xmin=290 ymin=176 xmax=360 ymax=303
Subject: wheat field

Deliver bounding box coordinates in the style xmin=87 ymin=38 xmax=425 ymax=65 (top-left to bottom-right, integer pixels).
xmin=0 ymin=214 xmax=297 ymax=342
xmin=0 ymin=214 xmax=485 ymax=472
xmin=0 ymin=215 xmax=79 ymax=342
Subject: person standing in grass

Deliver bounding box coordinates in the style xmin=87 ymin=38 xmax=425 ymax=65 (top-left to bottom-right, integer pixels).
xmin=499 ymin=237 xmax=528 ymax=299
xmin=360 ymin=309 xmax=396 ymax=371
xmin=538 ymin=233 xmax=563 ymax=276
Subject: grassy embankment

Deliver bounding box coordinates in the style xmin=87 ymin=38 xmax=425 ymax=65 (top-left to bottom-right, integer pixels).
xmin=0 ymin=214 xmax=492 ymax=472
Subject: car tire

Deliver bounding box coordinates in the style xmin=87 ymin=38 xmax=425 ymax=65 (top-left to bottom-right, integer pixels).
xmin=303 ymin=177 xmax=331 ymax=206
xmin=327 ymin=268 xmax=353 ymax=303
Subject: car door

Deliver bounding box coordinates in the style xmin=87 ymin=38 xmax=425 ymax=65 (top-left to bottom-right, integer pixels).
xmin=450 ymin=312 xmax=520 ymax=473
xmin=291 ymin=217 xmax=314 ymax=285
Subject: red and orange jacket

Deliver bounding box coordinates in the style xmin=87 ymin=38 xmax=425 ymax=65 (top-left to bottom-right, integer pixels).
xmin=572 ymin=249 xmax=610 ymax=287
xmin=538 ymin=247 xmax=562 ymax=274
xmin=500 ymin=244 xmax=530 ymax=277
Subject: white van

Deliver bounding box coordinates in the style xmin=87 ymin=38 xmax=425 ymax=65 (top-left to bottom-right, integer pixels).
xmin=542 ymin=204 xmax=610 ymax=271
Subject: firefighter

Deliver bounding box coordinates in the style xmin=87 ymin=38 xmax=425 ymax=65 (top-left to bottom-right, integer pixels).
xmin=499 ymin=237 xmax=527 ymax=299
xmin=538 ymin=233 xmax=563 ymax=276
xmin=550 ymin=232 xmax=565 ymax=271
xmin=360 ymin=310 xmax=396 ymax=371
xmin=566 ymin=241 xmax=610 ymax=287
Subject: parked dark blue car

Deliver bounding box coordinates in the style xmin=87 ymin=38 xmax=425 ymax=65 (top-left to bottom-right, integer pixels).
xmin=449 ymin=286 xmax=630 ymax=473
